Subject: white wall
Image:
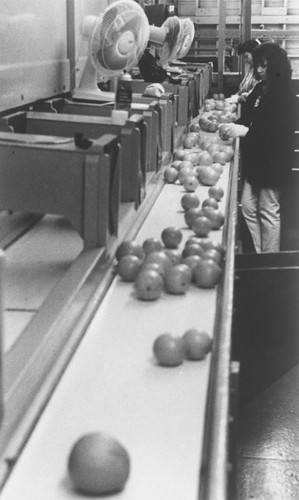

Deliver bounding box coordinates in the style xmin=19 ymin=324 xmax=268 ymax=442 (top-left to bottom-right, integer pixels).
xmin=0 ymin=0 xmax=109 ymax=112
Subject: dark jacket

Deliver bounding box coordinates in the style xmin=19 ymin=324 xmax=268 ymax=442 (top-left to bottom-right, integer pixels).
xmin=237 ymin=81 xmax=297 ymax=187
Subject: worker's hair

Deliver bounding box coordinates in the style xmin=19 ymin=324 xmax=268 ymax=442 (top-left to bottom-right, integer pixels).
xmin=237 ymin=38 xmax=261 ymax=55
xmin=252 ymin=42 xmax=292 ymax=89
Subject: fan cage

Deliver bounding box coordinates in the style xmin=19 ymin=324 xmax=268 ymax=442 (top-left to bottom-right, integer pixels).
xmin=157 ymin=16 xmax=184 ymax=66
xmin=176 ymin=19 xmax=195 ymax=59
xmin=90 ymin=0 xmax=150 ymax=78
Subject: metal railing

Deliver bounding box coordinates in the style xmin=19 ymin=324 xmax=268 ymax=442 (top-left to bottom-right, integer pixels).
xmin=199 ymin=139 xmax=240 ymax=500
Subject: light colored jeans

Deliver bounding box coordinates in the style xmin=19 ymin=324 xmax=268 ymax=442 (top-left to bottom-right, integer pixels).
xmin=241 ymin=180 xmax=281 ymax=253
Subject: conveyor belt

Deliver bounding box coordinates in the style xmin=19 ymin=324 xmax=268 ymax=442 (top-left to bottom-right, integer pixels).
xmin=0 ymin=148 xmax=236 ymax=499
xmin=0 ymin=170 xmax=166 ymax=478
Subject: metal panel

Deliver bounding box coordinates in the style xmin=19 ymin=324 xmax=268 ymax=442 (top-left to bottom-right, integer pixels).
xmin=15 ymin=107 xmax=146 ymax=204
xmin=0 ymin=132 xmax=120 ymax=248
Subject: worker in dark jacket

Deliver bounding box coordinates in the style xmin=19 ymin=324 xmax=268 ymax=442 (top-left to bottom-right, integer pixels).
xmin=221 ymin=42 xmax=297 ymax=253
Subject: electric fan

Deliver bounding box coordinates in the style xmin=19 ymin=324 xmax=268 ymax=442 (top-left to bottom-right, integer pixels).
xmin=72 ymin=0 xmax=150 ymax=102
xmin=175 ymin=18 xmax=195 ymax=60
xmin=148 ymin=16 xmax=184 ymax=68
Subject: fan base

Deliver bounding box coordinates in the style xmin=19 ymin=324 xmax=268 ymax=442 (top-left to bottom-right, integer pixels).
xmin=71 ymin=88 xmax=115 ymax=103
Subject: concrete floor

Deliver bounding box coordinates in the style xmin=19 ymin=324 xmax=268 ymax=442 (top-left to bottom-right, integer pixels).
xmin=237 ymin=363 xmax=299 ymax=499
xmin=233 ymin=255 xmax=299 ymax=499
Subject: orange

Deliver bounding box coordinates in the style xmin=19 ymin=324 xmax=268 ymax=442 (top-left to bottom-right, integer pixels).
xmin=68 ymin=432 xmax=130 ymax=495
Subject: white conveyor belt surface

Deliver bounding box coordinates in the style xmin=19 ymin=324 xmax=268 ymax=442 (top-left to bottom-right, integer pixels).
xmin=1 ymin=161 xmax=230 ymax=500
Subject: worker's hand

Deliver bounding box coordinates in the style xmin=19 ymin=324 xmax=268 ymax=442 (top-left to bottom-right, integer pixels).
xmin=226 ymin=94 xmax=239 ymax=104
xmin=143 ymin=83 xmax=165 ymax=98
xmin=239 ymin=93 xmax=249 ymax=103
xmin=220 ymin=123 xmax=249 ymax=140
